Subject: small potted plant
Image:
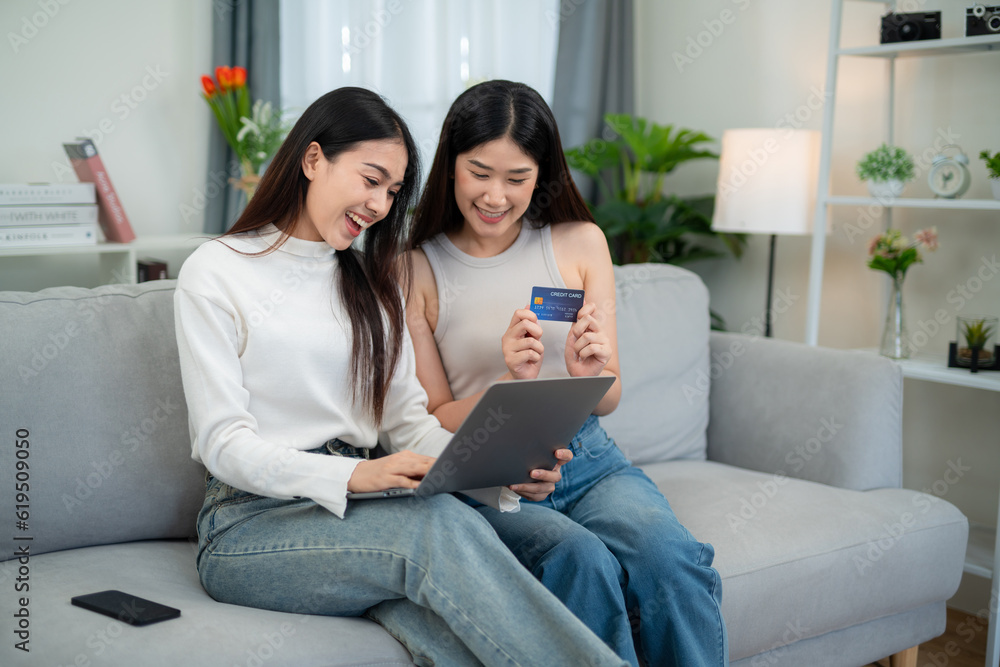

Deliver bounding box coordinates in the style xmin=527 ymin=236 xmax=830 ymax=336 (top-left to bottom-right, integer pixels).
xmin=955 ymin=315 xmax=997 ymax=369
xmin=857 ymin=143 xmax=915 ymax=199
xmin=980 ymin=149 xmax=1000 ymax=200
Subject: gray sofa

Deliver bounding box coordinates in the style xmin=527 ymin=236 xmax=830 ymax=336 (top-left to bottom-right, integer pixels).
xmin=0 ymin=262 xmax=968 ymax=667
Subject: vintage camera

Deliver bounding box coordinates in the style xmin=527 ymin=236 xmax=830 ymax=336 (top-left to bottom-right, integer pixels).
xmin=967 ymin=4 xmax=1000 ymax=35
xmin=880 ymin=11 xmax=942 ymax=43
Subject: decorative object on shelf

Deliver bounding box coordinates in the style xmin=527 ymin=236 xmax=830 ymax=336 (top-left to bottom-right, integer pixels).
xmin=966 ymin=4 xmax=1000 ymax=36
xmin=711 ymin=128 xmax=821 ymax=337
xmin=137 ymin=258 xmax=168 ymax=283
xmin=948 ymin=315 xmax=999 ymax=373
xmin=199 ymin=66 xmax=291 ymax=202
xmin=867 ymin=227 xmax=939 ymax=359
xmin=980 ymin=149 xmax=1000 ymax=200
xmin=880 ymin=10 xmax=941 ymax=43
xmin=927 ymin=145 xmax=971 ymax=199
xmin=565 ymin=114 xmax=746 ymax=329
xmin=857 ymin=143 xmax=915 ymax=199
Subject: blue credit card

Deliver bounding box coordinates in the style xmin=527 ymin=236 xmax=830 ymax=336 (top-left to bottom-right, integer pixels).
xmin=530 ymin=286 xmax=585 ymax=322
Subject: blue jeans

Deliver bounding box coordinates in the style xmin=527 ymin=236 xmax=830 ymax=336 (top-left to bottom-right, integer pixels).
xmin=196 ymin=441 xmax=629 ymax=667
xmin=472 ymin=416 xmax=728 ymax=667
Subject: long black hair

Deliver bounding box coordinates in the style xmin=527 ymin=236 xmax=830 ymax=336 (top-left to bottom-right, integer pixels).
xmin=223 ymin=87 xmax=418 ymax=426
xmin=409 ymin=79 xmax=592 ymax=249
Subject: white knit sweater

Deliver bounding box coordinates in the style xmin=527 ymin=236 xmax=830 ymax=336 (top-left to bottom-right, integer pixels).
xmin=174 ymin=225 xmax=453 ymax=519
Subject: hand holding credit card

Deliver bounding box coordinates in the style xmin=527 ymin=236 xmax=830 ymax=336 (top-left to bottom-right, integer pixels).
xmin=530 ymin=286 xmax=585 ymax=322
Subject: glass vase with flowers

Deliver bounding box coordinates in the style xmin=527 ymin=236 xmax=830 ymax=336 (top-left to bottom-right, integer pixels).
xmin=867 ymin=227 xmax=938 ymax=359
xmin=199 ymin=66 xmax=291 ymax=201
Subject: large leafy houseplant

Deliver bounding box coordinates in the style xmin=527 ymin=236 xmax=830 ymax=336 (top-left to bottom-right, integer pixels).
xmin=565 ymin=113 xmax=745 ymax=267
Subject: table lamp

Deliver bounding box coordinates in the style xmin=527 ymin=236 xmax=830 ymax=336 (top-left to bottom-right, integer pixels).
xmin=712 ymin=128 xmax=820 ymax=337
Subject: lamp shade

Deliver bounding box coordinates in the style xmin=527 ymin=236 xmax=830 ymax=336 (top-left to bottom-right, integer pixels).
xmin=711 ymin=128 xmax=820 ymax=236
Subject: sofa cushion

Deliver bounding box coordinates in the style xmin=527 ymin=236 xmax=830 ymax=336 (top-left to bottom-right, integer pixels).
xmin=0 ymin=540 xmax=414 ymax=666
xmin=641 ymin=459 xmax=968 ymax=662
xmin=0 ymin=282 xmax=203 ymax=559
xmin=600 ymin=263 xmax=709 ymax=464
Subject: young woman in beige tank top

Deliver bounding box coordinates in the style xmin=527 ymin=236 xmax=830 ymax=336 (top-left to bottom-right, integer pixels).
xmin=405 ymin=80 xmax=729 ymax=667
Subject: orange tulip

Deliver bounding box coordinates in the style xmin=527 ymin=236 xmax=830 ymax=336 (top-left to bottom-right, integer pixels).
xmin=215 ymin=66 xmax=232 ymax=90
xmin=232 ymin=66 xmax=247 ymax=88
xmin=201 ymin=75 xmax=216 ymax=97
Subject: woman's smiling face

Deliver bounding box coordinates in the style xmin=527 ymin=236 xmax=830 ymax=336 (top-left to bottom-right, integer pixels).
xmin=293 ymin=139 xmax=408 ymax=250
xmin=452 ymin=136 xmax=539 ymax=245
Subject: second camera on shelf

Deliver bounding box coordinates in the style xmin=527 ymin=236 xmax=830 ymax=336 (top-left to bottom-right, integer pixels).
xmin=967 ymin=4 xmax=1000 ymax=35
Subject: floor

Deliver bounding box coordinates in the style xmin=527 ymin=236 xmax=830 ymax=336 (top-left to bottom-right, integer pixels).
xmin=865 ymin=607 xmax=990 ymax=667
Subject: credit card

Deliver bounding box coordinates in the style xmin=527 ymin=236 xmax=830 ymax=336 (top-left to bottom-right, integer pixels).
xmin=530 ymin=286 xmax=584 ymax=322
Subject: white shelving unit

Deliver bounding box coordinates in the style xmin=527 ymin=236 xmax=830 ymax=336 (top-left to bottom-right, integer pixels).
xmin=894 ymin=353 xmax=1000 ymax=391
xmin=893 ymin=353 xmax=1000 ymax=660
xmin=0 ymin=233 xmax=208 ymax=286
xmin=827 ymin=195 xmax=1000 ymax=210
xmin=807 ymin=4 xmax=1000 ymax=665
xmin=805 ymin=21 xmax=1000 ymax=345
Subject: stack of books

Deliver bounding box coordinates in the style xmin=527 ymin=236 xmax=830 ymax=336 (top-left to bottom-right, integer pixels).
xmin=0 ymin=139 xmax=138 ymax=250
xmin=0 ymin=183 xmax=99 ymax=248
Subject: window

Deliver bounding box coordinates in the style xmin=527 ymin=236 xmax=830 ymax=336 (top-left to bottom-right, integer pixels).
xmin=280 ymin=0 xmax=560 ymax=170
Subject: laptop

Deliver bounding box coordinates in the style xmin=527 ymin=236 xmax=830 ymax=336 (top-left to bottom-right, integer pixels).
xmin=347 ymin=375 xmax=615 ymax=500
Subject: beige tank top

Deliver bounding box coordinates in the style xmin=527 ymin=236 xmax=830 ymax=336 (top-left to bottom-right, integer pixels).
xmin=422 ymin=224 xmax=572 ymax=400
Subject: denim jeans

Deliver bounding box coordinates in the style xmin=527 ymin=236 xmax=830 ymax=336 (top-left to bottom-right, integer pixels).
xmin=473 ymin=416 xmax=729 ymax=667
xmin=196 ymin=441 xmax=629 ymax=667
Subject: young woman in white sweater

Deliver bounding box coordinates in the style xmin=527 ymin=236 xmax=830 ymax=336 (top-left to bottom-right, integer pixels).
xmin=174 ymin=87 xmax=628 ymax=667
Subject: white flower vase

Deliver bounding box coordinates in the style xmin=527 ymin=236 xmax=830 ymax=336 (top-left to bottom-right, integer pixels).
xmin=990 ymin=177 xmax=1000 ymax=201
xmin=867 ymin=179 xmax=905 ymax=200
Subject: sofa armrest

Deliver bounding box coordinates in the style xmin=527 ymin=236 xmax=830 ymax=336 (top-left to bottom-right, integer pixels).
xmin=706 ymin=332 xmax=903 ymax=490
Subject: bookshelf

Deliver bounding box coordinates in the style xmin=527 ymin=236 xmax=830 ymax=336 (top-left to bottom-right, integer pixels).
xmin=807 ymin=4 xmax=1000 ymax=665
xmin=825 ymin=195 xmax=1000 ymax=211
xmin=892 ymin=352 xmax=1000 ymax=392
xmin=0 ymin=234 xmax=209 ymax=289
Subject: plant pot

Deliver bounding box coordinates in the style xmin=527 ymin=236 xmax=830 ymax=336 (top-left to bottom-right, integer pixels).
xmin=955 ymin=315 xmax=998 ymax=367
xmin=867 ymin=179 xmax=905 ymax=199
xmin=990 ymin=177 xmax=1000 ymax=201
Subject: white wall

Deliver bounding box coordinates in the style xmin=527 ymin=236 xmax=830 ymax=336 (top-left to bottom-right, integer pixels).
xmin=0 ymin=0 xmax=211 ymax=285
xmin=636 ymin=0 xmax=999 ymax=615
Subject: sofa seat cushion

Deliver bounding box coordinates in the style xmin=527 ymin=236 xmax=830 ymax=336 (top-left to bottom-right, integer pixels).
xmin=0 ymin=540 xmax=414 ymax=667
xmin=639 ymin=460 xmax=968 ymax=662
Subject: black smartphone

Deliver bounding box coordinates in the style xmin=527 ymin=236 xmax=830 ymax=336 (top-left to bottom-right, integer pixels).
xmin=71 ymin=590 xmax=180 ymax=626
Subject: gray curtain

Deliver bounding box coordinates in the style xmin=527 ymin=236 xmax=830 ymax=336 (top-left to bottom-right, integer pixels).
xmin=551 ymin=0 xmax=634 ymax=204
xmin=204 ymin=0 xmax=282 ymax=234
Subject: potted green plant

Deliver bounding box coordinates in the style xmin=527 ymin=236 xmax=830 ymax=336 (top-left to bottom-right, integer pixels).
xmin=956 ymin=315 xmax=997 ymax=367
xmin=980 ymin=149 xmax=1000 ymax=200
xmin=565 ymin=114 xmax=745 ymax=266
xmin=565 ymin=114 xmax=745 ymax=329
xmin=856 ymin=143 xmax=915 ymax=199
